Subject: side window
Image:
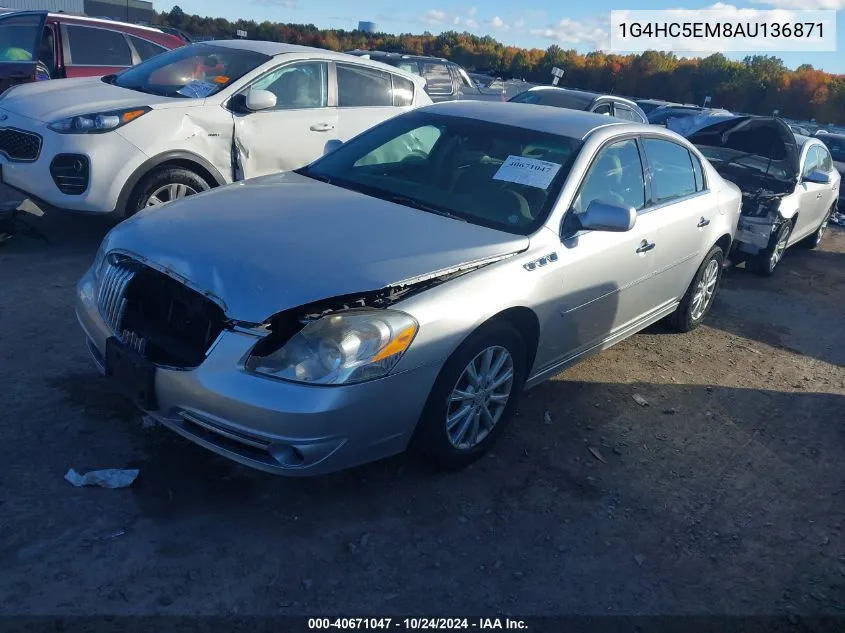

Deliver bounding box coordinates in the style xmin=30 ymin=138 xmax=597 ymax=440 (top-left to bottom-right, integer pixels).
xmin=337 ymin=64 xmax=393 ymax=107
xmin=819 ymin=147 xmax=833 ymax=172
xmin=391 ymin=74 xmax=415 ymax=107
xmin=573 ymin=138 xmax=645 ymax=214
xmin=592 ymin=103 xmax=612 ymax=115
xmin=0 ymin=13 xmax=43 ymax=60
xmin=421 ymin=63 xmax=453 ymax=96
xmin=802 ymin=146 xmax=820 ymax=178
xmin=642 ymin=138 xmax=697 ymax=204
xmin=690 ymin=151 xmax=705 ymax=192
xmin=614 ymin=104 xmax=645 ymax=123
xmin=251 ymin=62 xmax=328 ymax=109
xmin=129 ymin=35 xmax=166 ymax=61
xmin=396 ymin=61 xmax=420 ymax=76
xmin=353 ymin=124 xmax=442 ymax=167
xmin=65 ymin=25 xmax=132 ymax=66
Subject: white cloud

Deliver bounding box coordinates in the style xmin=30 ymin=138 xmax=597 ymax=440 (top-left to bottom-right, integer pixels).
xmin=465 ymin=18 xmax=479 ymax=28
xmin=467 ymin=7 xmax=477 ymax=16
xmin=453 ymin=16 xmax=461 ymax=25
xmin=531 ymin=16 xmax=611 ymax=49
xmin=514 ymin=18 xmax=525 ymax=29
xmin=491 ymin=16 xmax=510 ymax=31
xmin=751 ymin=0 xmax=845 ymax=8
xmin=422 ymin=9 xmax=448 ymax=25
xmin=252 ymin=0 xmax=298 ymax=7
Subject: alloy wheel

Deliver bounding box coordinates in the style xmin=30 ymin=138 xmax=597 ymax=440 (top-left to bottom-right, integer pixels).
xmin=446 ymin=346 xmax=514 ymax=450
xmin=690 ymin=258 xmax=719 ymax=321
xmin=145 ymin=183 xmax=198 ymax=207
xmin=770 ymin=226 xmax=790 ymax=271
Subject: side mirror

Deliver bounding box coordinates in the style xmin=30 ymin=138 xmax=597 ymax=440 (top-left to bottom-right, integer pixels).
xmin=245 ymin=88 xmax=277 ymax=112
xmin=803 ymin=169 xmax=830 ymax=185
xmin=578 ymin=200 xmax=637 ymax=232
xmin=323 ymin=139 xmax=343 ymax=155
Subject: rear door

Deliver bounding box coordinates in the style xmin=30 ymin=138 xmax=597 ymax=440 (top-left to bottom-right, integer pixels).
xmin=60 ymin=22 xmax=134 ymax=78
xmin=0 ymin=11 xmax=47 ymax=91
xmin=639 ymin=136 xmax=716 ymax=303
xmin=794 ymin=145 xmax=825 ymax=240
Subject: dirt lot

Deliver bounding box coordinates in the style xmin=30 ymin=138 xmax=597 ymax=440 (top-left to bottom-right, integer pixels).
xmin=1 ymin=196 xmax=844 ymax=621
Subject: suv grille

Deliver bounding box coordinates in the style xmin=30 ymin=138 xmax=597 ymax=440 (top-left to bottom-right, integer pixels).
xmin=98 ymin=258 xmax=226 ymax=368
xmin=0 ymin=127 xmax=42 ymax=162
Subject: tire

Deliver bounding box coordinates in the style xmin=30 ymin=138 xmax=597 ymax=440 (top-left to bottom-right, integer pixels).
xmin=803 ymin=206 xmax=832 ymax=250
xmin=124 ymin=166 xmax=210 ymax=218
xmin=747 ymin=221 xmax=791 ymax=277
xmin=669 ymin=245 xmax=724 ymax=333
xmin=411 ymin=321 xmax=527 ymax=470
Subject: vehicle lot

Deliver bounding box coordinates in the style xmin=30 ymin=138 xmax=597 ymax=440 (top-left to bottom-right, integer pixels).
xmin=1 ymin=196 xmax=844 ymax=616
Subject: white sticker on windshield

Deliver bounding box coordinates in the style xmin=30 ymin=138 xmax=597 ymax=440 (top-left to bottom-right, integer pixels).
xmin=176 ymin=80 xmax=218 ymax=98
xmin=493 ymin=155 xmax=562 ymax=189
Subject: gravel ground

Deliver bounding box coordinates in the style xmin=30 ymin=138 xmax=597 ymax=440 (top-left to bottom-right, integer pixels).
xmin=1 ymin=194 xmax=844 ymax=621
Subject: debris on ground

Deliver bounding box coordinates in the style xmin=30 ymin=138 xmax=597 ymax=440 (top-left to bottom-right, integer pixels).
xmin=663 ymin=408 xmax=677 ymax=415
xmin=543 ymin=411 xmax=552 ymax=425
xmin=588 ymin=447 xmax=607 ymax=464
xmin=64 ymin=468 xmax=139 ymax=489
xmin=632 ymin=394 xmax=649 ymax=407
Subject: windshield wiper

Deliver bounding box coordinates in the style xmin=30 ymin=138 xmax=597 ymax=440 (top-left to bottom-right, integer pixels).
xmin=385 ymin=195 xmax=467 ymax=222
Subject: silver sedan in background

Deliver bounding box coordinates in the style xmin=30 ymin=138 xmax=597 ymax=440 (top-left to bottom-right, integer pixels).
xmin=75 ymin=102 xmax=741 ymax=476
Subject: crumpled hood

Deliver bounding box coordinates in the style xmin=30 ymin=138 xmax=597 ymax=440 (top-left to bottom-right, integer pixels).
xmin=103 ymin=171 xmax=529 ymax=323
xmin=0 ymin=77 xmax=180 ymax=123
xmin=684 ymin=115 xmax=801 ymax=184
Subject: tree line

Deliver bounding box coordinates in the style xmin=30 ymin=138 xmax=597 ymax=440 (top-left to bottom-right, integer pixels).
xmin=159 ymin=6 xmax=845 ymax=123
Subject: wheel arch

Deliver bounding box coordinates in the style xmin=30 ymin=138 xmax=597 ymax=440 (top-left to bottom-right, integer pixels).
xmin=115 ymin=150 xmax=228 ymax=217
xmin=475 ymin=306 xmax=541 ymax=377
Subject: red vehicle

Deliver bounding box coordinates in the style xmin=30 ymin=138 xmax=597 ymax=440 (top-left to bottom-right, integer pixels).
xmin=0 ymin=11 xmax=185 ymax=92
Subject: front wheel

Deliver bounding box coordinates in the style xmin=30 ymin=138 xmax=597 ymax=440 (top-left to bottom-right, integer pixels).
xmin=124 ymin=166 xmax=210 ymax=218
xmin=803 ymin=206 xmax=832 ymax=250
xmin=669 ymin=245 xmax=724 ymax=333
xmin=411 ymin=321 xmax=527 ymax=470
xmin=748 ymin=221 xmax=791 ymax=277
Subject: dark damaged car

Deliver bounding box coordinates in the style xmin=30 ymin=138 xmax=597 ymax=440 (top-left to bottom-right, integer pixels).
xmin=684 ymin=116 xmax=840 ymax=275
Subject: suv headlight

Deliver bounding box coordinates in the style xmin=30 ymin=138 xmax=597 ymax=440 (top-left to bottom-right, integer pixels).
xmin=246 ymin=309 xmax=419 ymax=385
xmin=49 ymin=107 xmax=150 ymax=134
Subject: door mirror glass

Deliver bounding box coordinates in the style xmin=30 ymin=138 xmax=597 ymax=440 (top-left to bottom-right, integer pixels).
xmin=245 ymin=88 xmax=277 ymax=112
xmin=578 ymin=200 xmax=637 ymax=232
xmin=803 ymin=169 xmax=830 ymax=185
xmin=323 ymin=139 xmax=343 ymax=156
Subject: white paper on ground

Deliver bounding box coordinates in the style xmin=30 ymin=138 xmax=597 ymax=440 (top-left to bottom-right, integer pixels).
xmin=65 ymin=468 xmax=140 ymax=489
xmin=493 ymin=155 xmax=562 ymax=189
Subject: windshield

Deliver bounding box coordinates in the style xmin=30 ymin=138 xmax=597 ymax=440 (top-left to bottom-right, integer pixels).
xmin=818 ymin=135 xmax=845 ymax=162
xmin=112 ymin=43 xmax=270 ymax=98
xmin=299 ymin=111 xmax=582 ymax=235
xmin=509 ymin=89 xmax=593 ymax=111
xmin=636 ymin=101 xmax=665 ymax=114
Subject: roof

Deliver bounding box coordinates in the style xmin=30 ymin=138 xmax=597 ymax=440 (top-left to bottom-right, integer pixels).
xmin=346 ymin=49 xmax=450 ymax=62
xmin=420 ymin=100 xmax=629 ymax=139
xmin=526 ymin=86 xmax=640 ymax=107
xmin=48 ymin=12 xmax=165 ymax=33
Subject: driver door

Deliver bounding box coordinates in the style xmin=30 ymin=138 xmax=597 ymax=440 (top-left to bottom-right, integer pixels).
xmin=794 ymin=146 xmax=825 ymax=240
xmin=0 ymin=11 xmax=48 ymax=91
xmin=232 ymin=61 xmax=338 ymax=178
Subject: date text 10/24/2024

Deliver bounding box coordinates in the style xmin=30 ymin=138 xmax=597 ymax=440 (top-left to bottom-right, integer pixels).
xmin=307 ymin=618 xmax=529 ymax=630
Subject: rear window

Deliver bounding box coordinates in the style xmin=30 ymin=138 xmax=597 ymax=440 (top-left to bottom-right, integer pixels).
xmin=129 ymin=35 xmax=166 ymax=61
xmin=65 ymin=24 xmax=133 ymax=66
xmin=421 ymin=62 xmax=453 ymax=95
xmin=509 ymin=89 xmax=594 ymax=111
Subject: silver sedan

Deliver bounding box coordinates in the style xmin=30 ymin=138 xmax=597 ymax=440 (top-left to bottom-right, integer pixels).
xmin=75 ymin=101 xmax=741 ymax=476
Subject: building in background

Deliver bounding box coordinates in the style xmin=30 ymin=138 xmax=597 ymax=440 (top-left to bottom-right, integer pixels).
xmin=357 ymin=21 xmax=377 ymax=33
xmin=0 ymin=0 xmax=153 ymax=23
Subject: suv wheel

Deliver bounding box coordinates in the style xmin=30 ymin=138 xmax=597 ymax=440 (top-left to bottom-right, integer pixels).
xmin=125 ymin=166 xmax=210 ymax=217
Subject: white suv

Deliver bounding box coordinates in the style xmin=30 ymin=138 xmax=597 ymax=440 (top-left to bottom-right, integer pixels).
xmin=0 ymin=40 xmax=431 ymax=217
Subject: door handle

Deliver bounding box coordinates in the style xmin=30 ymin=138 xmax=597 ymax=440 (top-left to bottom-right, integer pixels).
xmin=697 ymin=217 xmax=710 ymax=227
xmin=309 ymin=123 xmax=335 ymax=132
xmin=636 ymin=240 xmax=656 ymax=254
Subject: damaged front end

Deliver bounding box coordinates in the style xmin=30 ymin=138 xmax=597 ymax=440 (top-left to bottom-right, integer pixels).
xmin=733 ymin=188 xmax=790 ymax=255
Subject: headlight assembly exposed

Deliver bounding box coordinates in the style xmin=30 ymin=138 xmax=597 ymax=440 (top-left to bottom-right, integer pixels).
xmin=49 ymin=107 xmax=151 ymax=134
xmin=246 ymin=309 xmax=419 ymax=385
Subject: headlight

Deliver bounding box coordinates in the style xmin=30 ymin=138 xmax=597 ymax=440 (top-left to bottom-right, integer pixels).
xmin=246 ymin=309 xmax=419 ymax=385
xmin=48 ymin=107 xmax=150 ymax=134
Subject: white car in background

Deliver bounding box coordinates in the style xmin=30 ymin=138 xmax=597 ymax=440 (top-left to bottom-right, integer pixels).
xmin=0 ymin=40 xmax=431 ymax=217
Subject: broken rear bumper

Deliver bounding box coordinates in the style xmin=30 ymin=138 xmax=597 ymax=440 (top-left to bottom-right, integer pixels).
xmin=75 ymin=268 xmax=440 ymax=476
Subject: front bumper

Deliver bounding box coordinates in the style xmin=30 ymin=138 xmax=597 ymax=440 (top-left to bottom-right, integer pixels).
xmin=75 ymin=269 xmax=441 ymax=476
xmin=0 ymin=107 xmax=146 ymax=215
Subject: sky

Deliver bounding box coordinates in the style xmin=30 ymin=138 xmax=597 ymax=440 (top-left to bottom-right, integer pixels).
xmin=161 ymin=0 xmax=845 ymax=73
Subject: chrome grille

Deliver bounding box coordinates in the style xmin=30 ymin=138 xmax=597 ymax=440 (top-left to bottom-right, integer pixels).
xmin=97 ymin=261 xmax=136 ymax=336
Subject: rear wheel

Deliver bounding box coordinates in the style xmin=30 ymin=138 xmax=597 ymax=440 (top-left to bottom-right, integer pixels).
xmin=669 ymin=245 xmax=724 ymax=332
xmin=748 ymin=221 xmax=791 ymax=277
xmin=803 ymin=206 xmax=832 ymax=250
xmin=411 ymin=321 xmax=526 ymax=470
xmin=124 ymin=166 xmax=210 ymax=217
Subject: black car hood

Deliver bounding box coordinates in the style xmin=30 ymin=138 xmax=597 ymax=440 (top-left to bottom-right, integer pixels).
xmin=685 ymin=116 xmax=800 ymax=195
